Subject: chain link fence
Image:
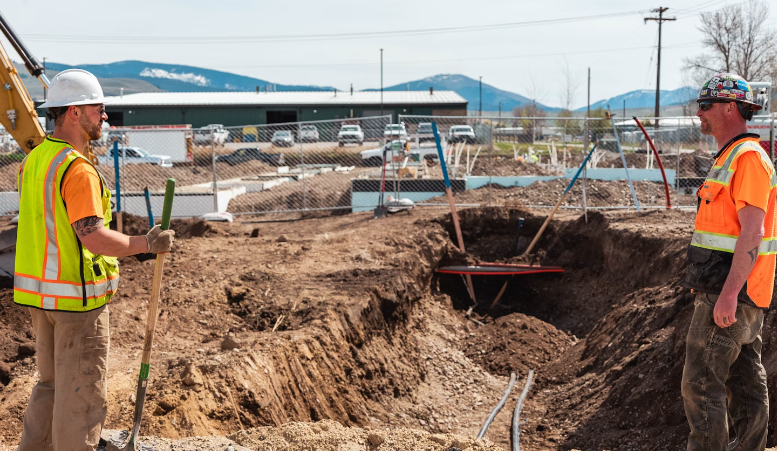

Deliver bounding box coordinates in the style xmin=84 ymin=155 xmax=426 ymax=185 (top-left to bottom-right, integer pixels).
xmin=0 ymin=113 xmax=773 ymax=218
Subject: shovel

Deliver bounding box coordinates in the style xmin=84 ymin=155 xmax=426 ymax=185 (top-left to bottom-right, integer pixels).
xmin=108 ymin=178 xmax=175 ymax=451
xmin=373 ymin=146 xmax=389 ymax=219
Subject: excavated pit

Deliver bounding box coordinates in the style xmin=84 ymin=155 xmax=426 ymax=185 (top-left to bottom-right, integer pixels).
xmin=6 ymin=208 xmax=777 ymax=450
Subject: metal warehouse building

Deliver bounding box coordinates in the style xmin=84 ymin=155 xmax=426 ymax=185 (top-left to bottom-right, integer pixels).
xmin=99 ymin=90 xmax=467 ymax=128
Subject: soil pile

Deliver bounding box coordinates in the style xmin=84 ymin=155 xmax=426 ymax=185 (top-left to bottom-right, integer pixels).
xmin=436 ymin=178 xmax=698 ymax=208
xmin=230 ymin=419 xmax=503 ymax=450
xmin=464 ymin=313 xmax=574 ymax=380
xmin=470 ymin=158 xmax=551 ymax=176
xmin=111 ymin=212 xmax=220 ymax=238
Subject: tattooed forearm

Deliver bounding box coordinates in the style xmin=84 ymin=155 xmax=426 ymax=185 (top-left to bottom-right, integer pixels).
xmin=748 ymin=246 xmax=758 ymax=264
xmin=73 ymin=216 xmax=103 ymax=238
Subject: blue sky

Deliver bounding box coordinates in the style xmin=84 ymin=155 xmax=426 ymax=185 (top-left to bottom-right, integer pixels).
xmin=2 ymin=0 xmax=770 ymax=109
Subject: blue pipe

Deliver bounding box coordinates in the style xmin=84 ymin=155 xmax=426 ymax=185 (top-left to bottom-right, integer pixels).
xmin=564 ymin=143 xmax=599 ymax=195
xmin=432 ymin=122 xmax=451 ymax=189
xmin=144 ymin=187 xmax=154 ymax=228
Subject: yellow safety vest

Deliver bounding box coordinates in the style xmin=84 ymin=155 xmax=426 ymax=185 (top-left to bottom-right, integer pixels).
xmin=14 ymin=136 xmax=120 ymax=311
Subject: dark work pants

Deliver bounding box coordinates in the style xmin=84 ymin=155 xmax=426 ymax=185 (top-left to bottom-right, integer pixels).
xmin=681 ymin=293 xmax=768 ymax=451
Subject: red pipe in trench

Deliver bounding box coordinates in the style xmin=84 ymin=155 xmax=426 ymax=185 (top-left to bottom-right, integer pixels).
xmin=633 ymin=116 xmax=672 ymax=209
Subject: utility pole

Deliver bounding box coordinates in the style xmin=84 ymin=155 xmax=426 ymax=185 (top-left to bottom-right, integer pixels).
xmin=622 ymin=99 xmax=625 ymax=120
xmin=644 ymin=7 xmax=675 ymax=129
xmin=498 ymin=102 xmax=501 ymax=118
xmin=479 ymin=76 xmax=483 ymax=118
xmin=43 ymin=57 xmax=47 ymax=101
xmin=380 ymin=49 xmax=384 ymax=120
xmin=584 ymin=67 xmax=590 ymax=152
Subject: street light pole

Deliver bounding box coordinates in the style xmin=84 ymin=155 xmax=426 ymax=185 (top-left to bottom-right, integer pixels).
xmin=479 ymin=76 xmax=483 ymax=117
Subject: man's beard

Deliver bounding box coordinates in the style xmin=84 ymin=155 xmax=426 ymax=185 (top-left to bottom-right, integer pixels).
xmin=700 ymin=120 xmax=712 ymax=135
xmin=80 ymin=114 xmax=102 ymax=140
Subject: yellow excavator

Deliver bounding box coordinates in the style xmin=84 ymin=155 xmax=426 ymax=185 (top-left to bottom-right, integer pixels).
xmin=0 ymin=12 xmax=51 ymax=270
xmin=0 ymin=11 xmax=48 ymax=153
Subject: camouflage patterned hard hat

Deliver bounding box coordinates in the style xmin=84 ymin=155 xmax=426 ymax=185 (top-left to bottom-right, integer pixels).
xmin=697 ymin=73 xmax=762 ymax=110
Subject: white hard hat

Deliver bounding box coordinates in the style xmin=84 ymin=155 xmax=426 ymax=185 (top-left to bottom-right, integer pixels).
xmin=39 ymin=69 xmax=105 ymax=108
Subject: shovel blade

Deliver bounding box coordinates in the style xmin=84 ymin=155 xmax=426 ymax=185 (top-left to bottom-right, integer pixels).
xmin=373 ymin=205 xmax=388 ymax=219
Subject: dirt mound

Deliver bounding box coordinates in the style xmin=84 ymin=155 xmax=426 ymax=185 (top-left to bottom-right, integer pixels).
xmin=464 ymin=313 xmax=574 ymax=380
xmin=0 ymin=291 xmax=33 ymax=386
xmin=470 ymin=158 xmax=551 ymax=176
xmin=112 ymin=212 xmax=220 ymax=238
xmin=230 ymin=419 xmax=504 ymax=450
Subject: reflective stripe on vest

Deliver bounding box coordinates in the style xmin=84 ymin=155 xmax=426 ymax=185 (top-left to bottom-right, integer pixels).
xmin=44 ymin=148 xmax=74 ymax=280
xmin=691 ymin=231 xmax=777 ymax=255
xmin=14 ymin=273 xmax=119 ymax=300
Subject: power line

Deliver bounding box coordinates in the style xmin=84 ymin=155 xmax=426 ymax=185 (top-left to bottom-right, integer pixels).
xmin=21 ymin=10 xmax=648 ymax=44
xmin=215 ymin=41 xmax=698 ymax=70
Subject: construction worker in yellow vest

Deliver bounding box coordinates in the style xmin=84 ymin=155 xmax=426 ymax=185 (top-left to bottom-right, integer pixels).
xmin=14 ymin=69 xmax=175 ymax=451
xmin=680 ymin=73 xmax=774 ymax=451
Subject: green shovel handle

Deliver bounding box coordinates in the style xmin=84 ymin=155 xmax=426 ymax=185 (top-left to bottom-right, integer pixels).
xmin=160 ymin=178 xmax=176 ymax=230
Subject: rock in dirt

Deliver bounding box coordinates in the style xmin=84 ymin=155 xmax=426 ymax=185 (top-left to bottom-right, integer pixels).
xmin=16 ymin=343 xmax=35 ymax=357
xmin=181 ymin=362 xmax=204 ymax=387
xmin=277 ymin=235 xmax=289 ymax=243
xmin=0 ymin=361 xmax=11 ymax=385
xmin=250 ymin=228 xmax=260 ymax=238
xmin=221 ymin=336 xmax=241 ymax=351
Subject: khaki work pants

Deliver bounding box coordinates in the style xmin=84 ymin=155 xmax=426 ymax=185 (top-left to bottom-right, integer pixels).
xmin=17 ymin=305 xmax=110 ymax=451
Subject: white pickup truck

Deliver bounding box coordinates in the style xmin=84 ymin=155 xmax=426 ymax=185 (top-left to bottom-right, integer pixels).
xmin=360 ymin=140 xmax=439 ymax=165
xmin=97 ymin=146 xmax=173 ymax=168
xmin=193 ymin=124 xmax=229 ymax=145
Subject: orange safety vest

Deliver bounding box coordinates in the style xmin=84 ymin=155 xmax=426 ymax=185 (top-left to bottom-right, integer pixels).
xmin=683 ymin=134 xmax=777 ymax=308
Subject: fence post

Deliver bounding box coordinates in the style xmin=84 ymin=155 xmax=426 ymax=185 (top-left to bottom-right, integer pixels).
xmin=488 ymin=117 xmax=494 ymax=207
xmin=300 ymin=123 xmax=306 ymax=212
xmin=211 ymin=128 xmax=218 ymax=213
xmin=676 ymin=132 xmax=681 ymax=192
xmin=112 ymin=139 xmax=122 ymax=233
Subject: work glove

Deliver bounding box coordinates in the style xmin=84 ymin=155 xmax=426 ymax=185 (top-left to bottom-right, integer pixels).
xmin=145 ymin=225 xmax=175 ymax=254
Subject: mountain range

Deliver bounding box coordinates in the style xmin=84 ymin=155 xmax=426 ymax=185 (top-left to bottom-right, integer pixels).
xmin=43 ymin=60 xmax=334 ymax=93
xmin=577 ymin=87 xmax=698 ymax=112
xmin=23 ymin=60 xmax=697 ymax=112
xmin=363 ymin=74 xmax=559 ymax=112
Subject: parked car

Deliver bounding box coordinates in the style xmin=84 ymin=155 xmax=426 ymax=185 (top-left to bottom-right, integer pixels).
xmin=338 ymin=124 xmax=364 ymax=146
xmin=97 ymin=146 xmax=173 ymax=168
xmin=447 ymin=125 xmax=475 ymax=143
xmin=271 ymin=130 xmax=295 ymax=147
xmin=299 ymin=125 xmax=319 ymax=143
xmin=360 ymin=140 xmax=439 ymax=166
xmin=216 ymin=147 xmax=283 ymax=166
xmin=416 ymin=122 xmax=435 ymax=144
xmin=384 ymin=123 xmax=408 ymax=140
xmin=194 ymin=124 xmax=228 ymax=145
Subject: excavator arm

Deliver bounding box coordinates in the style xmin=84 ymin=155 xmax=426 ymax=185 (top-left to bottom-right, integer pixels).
xmin=0 ymin=11 xmax=48 ymax=153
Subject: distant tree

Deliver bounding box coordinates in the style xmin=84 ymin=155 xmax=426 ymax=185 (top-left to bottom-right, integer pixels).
xmin=683 ymin=0 xmax=777 ymax=87
xmin=556 ymin=109 xmax=581 ymax=138
xmin=588 ymin=107 xmax=610 ymax=140
xmin=514 ymin=102 xmax=547 ymax=141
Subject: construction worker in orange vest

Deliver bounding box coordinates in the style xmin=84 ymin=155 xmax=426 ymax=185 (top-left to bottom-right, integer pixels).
xmin=15 ymin=69 xmax=175 ymax=451
xmin=681 ymin=73 xmax=774 ymax=451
